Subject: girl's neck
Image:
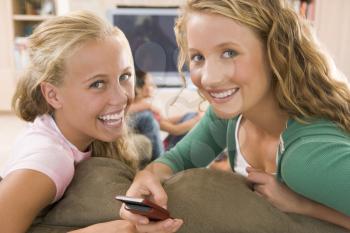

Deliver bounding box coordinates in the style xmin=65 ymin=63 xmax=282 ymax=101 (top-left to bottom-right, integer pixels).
xmin=52 ymin=113 xmax=92 ymax=152
xmin=242 ymin=97 xmax=289 ymax=139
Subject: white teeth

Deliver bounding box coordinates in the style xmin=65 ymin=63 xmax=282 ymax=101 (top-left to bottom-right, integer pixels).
xmin=105 ymin=118 xmax=122 ymax=125
xmin=98 ymin=112 xmax=123 ymax=121
xmin=210 ymin=88 xmax=238 ymax=99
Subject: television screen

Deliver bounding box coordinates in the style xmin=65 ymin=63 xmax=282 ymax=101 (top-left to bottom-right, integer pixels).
xmin=107 ymin=8 xmax=187 ymax=87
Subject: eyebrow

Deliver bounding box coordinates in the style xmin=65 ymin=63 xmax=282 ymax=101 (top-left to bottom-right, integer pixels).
xmin=84 ymin=74 xmax=108 ymax=83
xmin=84 ymin=66 xmax=133 ymax=83
xmin=217 ymin=42 xmax=240 ymax=48
xmin=188 ymin=41 xmax=240 ymax=52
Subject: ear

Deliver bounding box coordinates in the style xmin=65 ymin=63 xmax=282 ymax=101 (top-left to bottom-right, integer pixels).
xmin=40 ymin=82 xmax=63 ymax=110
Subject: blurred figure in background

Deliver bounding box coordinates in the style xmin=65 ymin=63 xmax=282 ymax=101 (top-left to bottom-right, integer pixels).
xmin=129 ymin=70 xmax=202 ymax=160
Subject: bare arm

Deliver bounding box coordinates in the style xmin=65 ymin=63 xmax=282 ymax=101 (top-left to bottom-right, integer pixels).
xmin=0 ymin=170 xmax=139 ymax=233
xmin=129 ymin=99 xmax=163 ymax=119
xmin=128 ymin=100 xmax=153 ymax=114
xmin=68 ymin=220 xmax=137 ymax=233
xmin=298 ymin=196 xmax=350 ymax=230
xmin=246 ymin=168 xmax=350 ymax=230
xmin=159 ymin=114 xmax=201 ymax=136
xmin=165 ymin=114 xmax=185 ymax=124
xmin=0 ymin=170 xmax=56 ymax=233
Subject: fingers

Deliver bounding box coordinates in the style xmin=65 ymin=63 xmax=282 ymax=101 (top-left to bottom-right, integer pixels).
xmin=249 ymin=176 xmax=276 ymax=198
xmin=119 ymin=204 xmax=150 ymax=225
xmin=253 ymin=189 xmax=263 ymax=197
xmin=126 ymin=170 xmax=168 ymax=207
xmin=120 ymin=170 xmax=169 ymax=226
xmin=252 ymin=183 xmax=265 ymax=195
xmin=246 ymin=171 xmax=268 ymax=184
xmin=246 ymin=167 xmax=274 ymax=185
xmin=136 ymin=219 xmax=183 ymax=233
xmin=148 ymin=182 xmax=168 ymax=209
xmin=246 ymin=166 xmax=262 ymax=173
xmin=125 ymin=171 xmax=152 ymax=197
xmin=138 ymin=171 xmax=168 ymax=208
xmin=246 ymin=167 xmax=276 ymax=198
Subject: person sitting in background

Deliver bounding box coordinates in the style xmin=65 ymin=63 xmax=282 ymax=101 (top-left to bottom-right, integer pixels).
xmin=128 ymin=108 xmax=164 ymax=161
xmin=128 ymin=70 xmax=202 ymax=156
xmin=0 ymin=11 xmax=139 ymax=233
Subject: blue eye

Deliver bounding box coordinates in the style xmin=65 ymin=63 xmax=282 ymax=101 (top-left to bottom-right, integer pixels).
xmin=89 ymin=80 xmax=105 ymax=89
xmin=120 ymin=73 xmax=131 ymax=82
xmin=191 ymin=54 xmax=204 ymax=62
xmin=223 ymin=49 xmax=237 ymax=58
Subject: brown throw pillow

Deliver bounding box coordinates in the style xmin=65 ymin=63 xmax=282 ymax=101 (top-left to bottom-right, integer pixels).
xmin=165 ymin=168 xmax=349 ymax=233
xmin=28 ymin=157 xmax=135 ymax=232
xmin=28 ymin=158 xmax=349 ymax=233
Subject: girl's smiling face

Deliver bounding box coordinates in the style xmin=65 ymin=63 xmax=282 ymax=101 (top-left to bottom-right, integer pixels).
xmin=54 ymin=36 xmax=134 ymax=151
xmin=187 ymin=12 xmax=273 ymax=119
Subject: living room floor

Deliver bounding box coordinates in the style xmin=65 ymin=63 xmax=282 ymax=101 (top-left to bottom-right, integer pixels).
xmin=0 ymin=113 xmax=26 ymax=169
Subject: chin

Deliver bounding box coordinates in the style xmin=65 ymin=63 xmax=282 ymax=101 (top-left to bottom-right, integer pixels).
xmin=212 ymin=107 xmax=240 ymax=120
xmin=99 ymin=134 xmax=123 ymax=143
xmin=110 ymin=130 xmax=126 ymax=141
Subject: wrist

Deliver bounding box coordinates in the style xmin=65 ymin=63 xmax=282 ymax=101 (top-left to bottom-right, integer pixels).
xmin=145 ymin=162 xmax=173 ymax=183
xmin=67 ymin=225 xmax=94 ymax=233
xmin=296 ymin=195 xmax=318 ymax=216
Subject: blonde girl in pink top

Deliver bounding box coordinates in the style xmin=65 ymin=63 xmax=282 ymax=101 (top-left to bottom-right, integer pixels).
xmin=0 ymin=11 xmax=139 ymax=233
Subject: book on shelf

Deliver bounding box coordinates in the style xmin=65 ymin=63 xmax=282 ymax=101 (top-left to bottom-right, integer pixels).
xmin=24 ymin=0 xmax=56 ymax=15
xmin=14 ymin=37 xmax=29 ymax=71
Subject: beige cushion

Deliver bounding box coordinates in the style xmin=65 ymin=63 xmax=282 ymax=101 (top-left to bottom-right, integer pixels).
xmin=166 ymin=169 xmax=348 ymax=233
xmin=27 ymin=158 xmax=349 ymax=233
xmin=28 ymin=157 xmax=134 ymax=232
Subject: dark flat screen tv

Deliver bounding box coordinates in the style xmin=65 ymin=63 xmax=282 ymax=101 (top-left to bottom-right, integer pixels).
xmin=107 ymin=8 xmax=188 ymax=87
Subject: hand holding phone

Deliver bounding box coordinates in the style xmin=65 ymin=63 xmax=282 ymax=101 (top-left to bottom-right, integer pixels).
xmin=116 ymin=195 xmax=171 ymax=221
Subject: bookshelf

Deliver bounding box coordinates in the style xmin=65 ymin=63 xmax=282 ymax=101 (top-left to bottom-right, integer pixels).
xmin=12 ymin=0 xmax=57 ymax=70
xmin=0 ymin=0 xmax=60 ymax=111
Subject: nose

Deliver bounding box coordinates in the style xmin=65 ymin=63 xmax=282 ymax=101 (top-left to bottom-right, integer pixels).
xmin=201 ymin=57 xmax=231 ymax=88
xmin=108 ymin=82 xmax=128 ymax=106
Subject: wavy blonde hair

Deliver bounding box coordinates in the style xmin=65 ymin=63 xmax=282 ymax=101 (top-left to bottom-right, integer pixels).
xmin=12 ymin=11 xmax=138 ymax=170
xmin=175 ymin=0 xmax=350 ymax=131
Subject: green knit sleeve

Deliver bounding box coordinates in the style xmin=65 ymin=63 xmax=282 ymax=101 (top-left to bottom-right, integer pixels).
xmin=281 ymin=127 xmax=350 ymax=216
xmin=155 ymin=106 xmax=228 ymax=173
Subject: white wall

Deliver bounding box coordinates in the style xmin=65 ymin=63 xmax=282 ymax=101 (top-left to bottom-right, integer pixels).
xmin=314 ymin=0 xmax=350 ymax=80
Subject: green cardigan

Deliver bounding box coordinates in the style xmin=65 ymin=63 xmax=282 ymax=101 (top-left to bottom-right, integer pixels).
xmin=156 ymin=106 xmax=350 ymax=216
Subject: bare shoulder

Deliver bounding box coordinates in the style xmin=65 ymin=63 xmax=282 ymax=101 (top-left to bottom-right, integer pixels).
xmin=0 ymin=169 xmax=56 ymax=232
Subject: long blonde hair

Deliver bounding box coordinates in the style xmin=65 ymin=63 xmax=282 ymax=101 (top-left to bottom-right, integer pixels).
xmin=175 ymin=0 xmax=350 ymax=132
xmin=12 ymin=11 xmax=138 ymax=169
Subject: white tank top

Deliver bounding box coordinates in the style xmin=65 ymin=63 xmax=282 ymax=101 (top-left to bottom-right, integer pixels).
xmin=234 ymin=115 xmax=250 ymax=176
xmin=234 ymin=115 xmax=281 ymax=176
